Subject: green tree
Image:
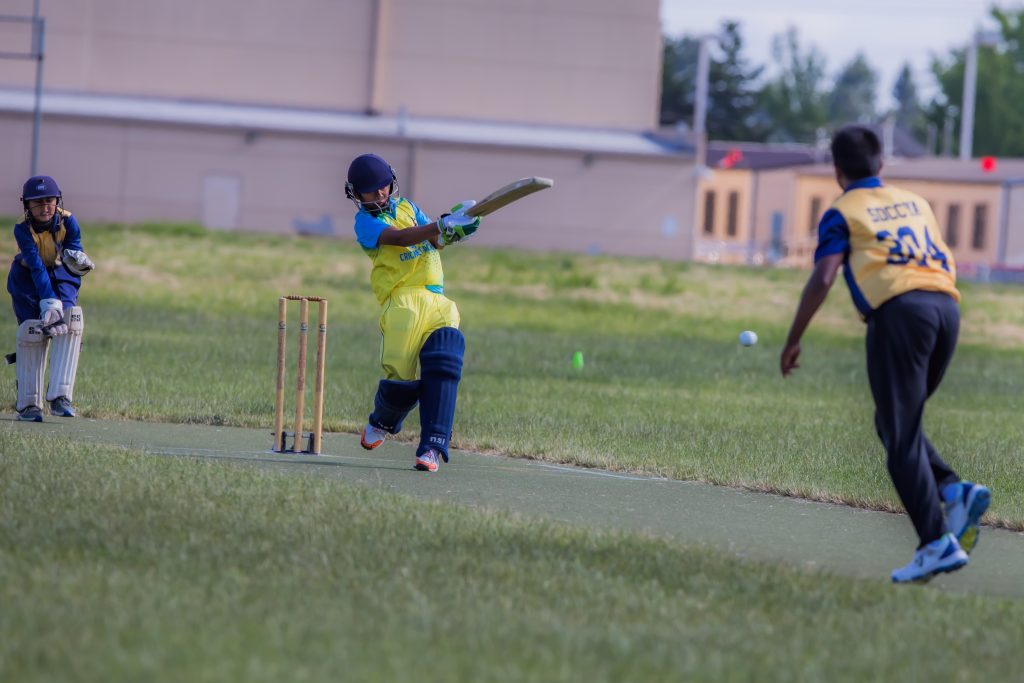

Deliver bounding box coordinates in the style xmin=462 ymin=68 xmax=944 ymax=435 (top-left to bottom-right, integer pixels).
xmin=828 ymin=53 xmax=878 ymax=125
xmin=659 ymin=34 xmax=700 ymax=127
xmin=659 ymin=22 xmax=766 ymax=141
xmin=758 ymin=27 xmax=829 ymax=143
xmin=927 ymin=8 xmax=1024 ymax=157
xmin=706 ymin=22 xmax=767 ymax=141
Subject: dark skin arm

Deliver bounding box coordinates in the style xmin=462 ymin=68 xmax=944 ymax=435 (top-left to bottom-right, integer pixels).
xmin=377 ymin=222 xmax=444 ymax=247
xmin=780 ymin=252 xmax=844 ymax=377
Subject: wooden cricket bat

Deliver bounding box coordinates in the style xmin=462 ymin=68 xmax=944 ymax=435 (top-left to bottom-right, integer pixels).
xmin=465 ymin=177 xmax=553 ymax=217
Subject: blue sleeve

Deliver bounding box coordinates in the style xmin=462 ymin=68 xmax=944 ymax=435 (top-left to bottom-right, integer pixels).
xmin=61 ymin=213 xmax=84 ymax=252
xmin=13 ymin=222 xmax=57 ymax=301
xmin=814 ymin=209 xmax=849 ymax=262
xmin=354 ymin=211 xmax=386 ymax=249
xmin=409 ymin=200 xmax=431 ymax=225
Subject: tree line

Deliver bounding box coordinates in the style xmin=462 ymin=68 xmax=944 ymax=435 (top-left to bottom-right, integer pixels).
xmin=660 ymin=7 xmax=1024 ymax=157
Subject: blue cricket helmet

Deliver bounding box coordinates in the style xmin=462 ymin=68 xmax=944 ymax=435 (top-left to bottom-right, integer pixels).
xmin=346 ymin=154 xmax=397 ymax=199
xmin=21 ymin=175 xmax=62 ymax=201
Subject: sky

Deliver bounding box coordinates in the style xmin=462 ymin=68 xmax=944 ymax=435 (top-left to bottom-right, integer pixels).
xmin=660 ymin=0 xmax=1016 ymax=108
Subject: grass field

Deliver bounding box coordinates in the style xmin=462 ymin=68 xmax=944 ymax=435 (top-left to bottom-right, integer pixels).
xmin=1 ymin=221 xmax=1023 ymax=680
xmin=1 ymin=221 xmax=1020 ymax=526
xmin=3 ymin=431 xmax=1024 ymax=683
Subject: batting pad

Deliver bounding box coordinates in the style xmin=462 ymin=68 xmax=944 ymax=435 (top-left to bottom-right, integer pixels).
xmin=417 ymin=327 xmax=465 ymax=461
xmin=371 ymin=379 xmax=421 ymax=434
xmin=16 ymin=319 xmax=49 ymax=411
xmin=46 ymin=306 xmax=84 ymax=402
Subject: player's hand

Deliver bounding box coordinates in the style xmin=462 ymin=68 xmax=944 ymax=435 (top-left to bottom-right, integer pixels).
xmin=62 ymin=249 xmax=95 ymax=276
xmin=780 ymin=341 xmax=801 ymax=377
xmin=438 ymin=200 xmax=481 ymax=245
xmin=40 ymin=299 xmax=69 ymax=336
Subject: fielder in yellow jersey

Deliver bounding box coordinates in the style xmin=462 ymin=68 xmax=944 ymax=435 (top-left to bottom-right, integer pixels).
xmin=346 ymin=153 xmax=481 ymax=473
xmin=781 ymin=125 xmax=990 ymax=585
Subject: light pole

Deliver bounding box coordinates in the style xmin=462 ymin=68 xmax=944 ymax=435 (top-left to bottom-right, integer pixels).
xmin=959 ymin=28 xmax=1000 ymax=161
xmin=693 ymin=33 xmax=719 ymax=169
xmin=0 ymin=1 xmax=45 ymax=177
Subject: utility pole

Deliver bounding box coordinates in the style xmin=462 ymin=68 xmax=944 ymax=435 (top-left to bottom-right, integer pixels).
xmin=960 ymin=29 xmax=1000 ymax=161
xmin=31 ymin=0 xmax=45 ymax=176
xmin=0 ymin=1 xmax=46 ymax=176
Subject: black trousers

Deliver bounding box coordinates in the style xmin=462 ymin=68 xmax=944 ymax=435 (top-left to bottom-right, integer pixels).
xmin=866 ymin=290 xmax=961 ymax=547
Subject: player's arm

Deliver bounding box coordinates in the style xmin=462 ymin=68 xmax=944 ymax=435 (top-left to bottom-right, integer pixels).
xmin=780 ymin=253 xmax=843 ymax=377
xmin=377 ymin=223 xmax=443 ymax=247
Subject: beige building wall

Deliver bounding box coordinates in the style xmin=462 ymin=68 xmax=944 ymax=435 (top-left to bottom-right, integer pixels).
xmin=0 ymin=113 xmax=694 ymax=260
xmin=749 ymin=168 xmax=798 ymax=263
xmin=694 ymin=169 xmax=752 ymax=263
xmin=0 ymin=0 xmax=661 ymax=130
xmin=1003 ymin=185 xmax=1024 ymax=266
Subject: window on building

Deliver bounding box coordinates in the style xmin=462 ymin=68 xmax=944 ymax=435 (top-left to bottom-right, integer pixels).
xmin=726 ymin=191 xmax=739 ymax=237
xmin=946 ymin=204 xmax=960 ymax=248
xmin=972 ymin=204 xmax=987 ymax=250
xmin=809 ymin=197 xmax=822 ymax=235
xmin=703 ymin=190 xmax=715 ymax=235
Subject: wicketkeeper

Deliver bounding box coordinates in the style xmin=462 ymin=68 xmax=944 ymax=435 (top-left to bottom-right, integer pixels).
xmin=347 ymin=153 xmax=480 ymax=472
xmin=7 ymin=175 xmax=94 ymax=421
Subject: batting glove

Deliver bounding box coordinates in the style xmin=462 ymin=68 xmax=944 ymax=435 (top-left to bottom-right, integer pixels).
xmin=438 ymin=200 xmax=481 ymax=246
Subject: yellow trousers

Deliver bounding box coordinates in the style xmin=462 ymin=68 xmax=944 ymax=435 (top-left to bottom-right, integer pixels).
xmin=379 ymin=287 xmax=460 ymax=380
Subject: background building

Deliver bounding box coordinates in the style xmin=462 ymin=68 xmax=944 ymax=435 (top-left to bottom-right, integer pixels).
xmin=0 ymin=0 xmax=697 ymax=259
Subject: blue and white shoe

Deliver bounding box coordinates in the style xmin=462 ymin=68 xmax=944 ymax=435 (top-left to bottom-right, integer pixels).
xmin=49 ymin=396 xmax=76 ymax=417
xmin=891 ymin=533 xmax=969 ymax=584
xmin=944 ymin=481 xmax=991 ymax=553
xmin=17 ymin=405 xmax=43 ymax=422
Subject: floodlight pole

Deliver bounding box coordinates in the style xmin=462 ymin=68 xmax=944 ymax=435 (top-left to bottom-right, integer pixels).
xmin=30 ymin=0 xmax=45 ymax=176
xmin=693 ymin=34 xmax=716 ymax=169
xmin=960 ymin=29 xmax=1000 ymax=161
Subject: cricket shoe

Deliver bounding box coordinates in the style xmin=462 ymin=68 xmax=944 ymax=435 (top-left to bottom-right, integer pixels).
xmin=50 ymin=396 xmax=75 ymax=417
xmin=414 ymin=448 xmax=440 ymax=473
xmin=891 ymin=533 xmax=968 ymax=584
xmin=360 ymin=423 xmax=387 ymax=450
xmin=17 ymin=405 xmax=43 ymax=422
xmin=944 ymin=481 xmax=991 ymax=553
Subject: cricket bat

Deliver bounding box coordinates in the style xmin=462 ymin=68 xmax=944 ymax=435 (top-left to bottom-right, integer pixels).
xmin=465 ymin=177 xmax=553 ymax=217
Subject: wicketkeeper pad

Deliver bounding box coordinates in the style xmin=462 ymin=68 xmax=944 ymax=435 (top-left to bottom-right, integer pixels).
xmin=16 ymin=320 xmax=49 ymax=411
xmin=46 ymin=306 xmax=84 ymax=402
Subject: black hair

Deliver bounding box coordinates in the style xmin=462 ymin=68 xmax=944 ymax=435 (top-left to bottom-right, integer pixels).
xmin=830 ymin=125 xmax=882 ymax=181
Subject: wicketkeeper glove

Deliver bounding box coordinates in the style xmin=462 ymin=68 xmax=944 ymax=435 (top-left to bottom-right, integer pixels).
xmin=39 ymin=298 xmax=69 ymax=336
xmin=438 ymin=200 xmax=481 ymax=246
xmin=62 ymin=249 xmax=95 ymax=276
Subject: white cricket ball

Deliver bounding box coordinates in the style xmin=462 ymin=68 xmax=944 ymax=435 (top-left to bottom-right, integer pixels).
xmin=739 ymin=330 xmax=758 ymax=347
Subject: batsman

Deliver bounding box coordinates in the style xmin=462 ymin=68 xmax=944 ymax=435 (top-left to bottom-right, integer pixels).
xmin=7 ymin=176 xmax=94 ymax=421
xmin=347 ymin=153 xmax=480 ymax=473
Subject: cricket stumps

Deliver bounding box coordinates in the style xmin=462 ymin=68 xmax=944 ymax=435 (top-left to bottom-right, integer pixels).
xmin=273 ymin=295 xmax=328 ymax=454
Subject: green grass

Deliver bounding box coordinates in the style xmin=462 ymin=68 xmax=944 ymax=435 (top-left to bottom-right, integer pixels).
xmin=3 ymin=221 xmax=1024 ymax=681
xmin=3 ymin=432 xmax=1024 ymax=683
xmin=1 ymin=221 xmax=1022 ymax=528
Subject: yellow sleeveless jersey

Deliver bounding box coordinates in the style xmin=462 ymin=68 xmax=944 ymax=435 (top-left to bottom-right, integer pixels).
xmin=816 ymin=178 xmax=958 ymax=318
xmin=353 ymin=197 xmax=444 ymax=305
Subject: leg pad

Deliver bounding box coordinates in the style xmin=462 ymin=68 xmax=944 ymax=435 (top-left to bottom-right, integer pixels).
xmin=417 ymin=327 xmax=465 ymax=461
xmin=370 ymin=379 xmax=420 ymax=434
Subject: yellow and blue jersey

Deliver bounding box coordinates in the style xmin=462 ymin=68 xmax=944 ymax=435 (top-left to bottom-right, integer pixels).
xmin=11 ymin=208 xmax=84 ymax=301
xmin=815 ymin=177 xmax=959 ymax=318
xmin=354 ymin=196 xmax=444 ymax=305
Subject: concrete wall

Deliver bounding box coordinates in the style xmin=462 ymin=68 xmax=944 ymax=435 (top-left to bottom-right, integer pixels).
xmin=0 ymin=113 xmax=694 ymax=260
xmin=0 ymin=0 xmax=661 ymax=130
